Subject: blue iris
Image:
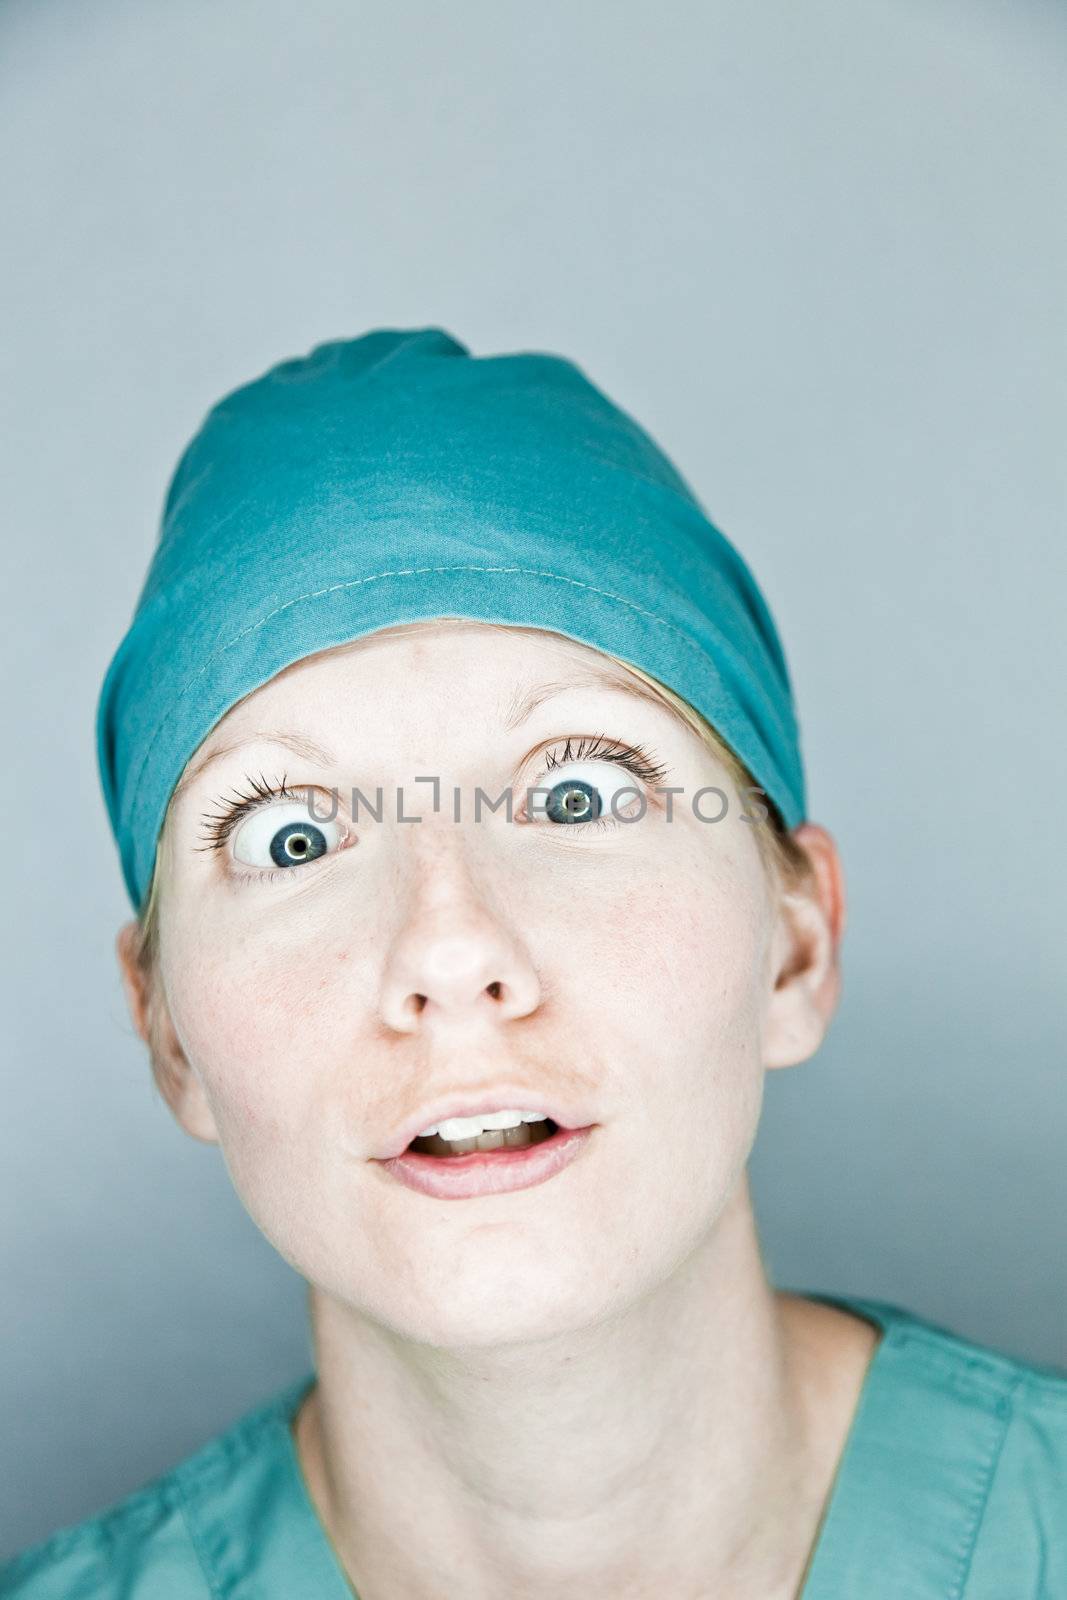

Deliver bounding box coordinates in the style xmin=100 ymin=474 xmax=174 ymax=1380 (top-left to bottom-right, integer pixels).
xmin=269 ymin=822 xmax=329 ymax=868
xmin=545 ymin=779 xmax=602 ymax=825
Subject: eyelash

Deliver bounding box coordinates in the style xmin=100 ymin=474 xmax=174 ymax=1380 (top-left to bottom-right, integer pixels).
xmin=195 ymin=771 xmax=306 ymax=856
xmin=535 ymin=735 xmax=668 ymax=832
xmin=195 ymin=734 xmax=670 ymax=878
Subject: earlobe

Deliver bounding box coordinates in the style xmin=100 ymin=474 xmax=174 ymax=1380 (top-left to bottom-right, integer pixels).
xmin=165 ymin=1068 xmax=222 ymax=1146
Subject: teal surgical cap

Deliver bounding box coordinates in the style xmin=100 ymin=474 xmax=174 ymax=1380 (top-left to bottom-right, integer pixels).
xmin=95 ymin=326 xmax=806 ymax=915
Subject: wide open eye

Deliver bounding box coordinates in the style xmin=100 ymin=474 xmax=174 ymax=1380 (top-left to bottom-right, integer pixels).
xmin=527 ymin=761 xmax=645 ymax=828
xmin=231 ymin=799 xmax=347 ymax=870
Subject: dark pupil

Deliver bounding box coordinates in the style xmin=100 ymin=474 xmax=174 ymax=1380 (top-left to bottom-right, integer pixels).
xmin=546 ymin=780 xmax=601 ymax=824
xmin=270 ymin=822 xmax=328 ymax=868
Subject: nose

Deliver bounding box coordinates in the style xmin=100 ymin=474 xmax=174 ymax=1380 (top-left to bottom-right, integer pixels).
xmin=378 ymin=841 xmax=543 ymax=1035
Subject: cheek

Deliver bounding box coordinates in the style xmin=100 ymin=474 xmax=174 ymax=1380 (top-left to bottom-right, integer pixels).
xmin=169 ymin=878 xmax=373 ymax=1036
xmin=161 ymin=921 xmax=342 ymax=1138
xmin=543 ymin=829 xmax=769 ymax=1194
xmin=540 ymin=824 xmax=767 ymax=1054
xmin=161 ymin=933 xmax=352 ymax=1271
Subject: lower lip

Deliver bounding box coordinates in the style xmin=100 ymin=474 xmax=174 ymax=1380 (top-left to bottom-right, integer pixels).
xmin=377 ymin=1124 xmax=597 ymax=1200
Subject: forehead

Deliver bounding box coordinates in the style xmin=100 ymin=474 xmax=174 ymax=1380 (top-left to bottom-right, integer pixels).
xmin=240 ymin=620 xmax=655 ymax=720
xmin=277 ymin=618 xmax=630 ymax=675
xmin=172 ymin=620 xmax=681 ymax=799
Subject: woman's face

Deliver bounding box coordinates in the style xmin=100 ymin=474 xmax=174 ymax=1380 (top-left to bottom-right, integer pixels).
xmin=148 ymin=621 xmax=795 ymax=1346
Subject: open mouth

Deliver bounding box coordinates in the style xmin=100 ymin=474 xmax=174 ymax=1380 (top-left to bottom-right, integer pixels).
xmin=381 ymin=1115 xmax=595 ymax=1198
xmin=407 ymin=1117 xmax=560 ymax=1159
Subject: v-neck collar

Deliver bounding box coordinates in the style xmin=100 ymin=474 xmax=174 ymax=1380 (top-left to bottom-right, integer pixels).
xmin=181 ymin=1289 xmax=1013 ymax=1599
xmin=796 ymin=1290 xmax=1015 ymax=1599
xmin=176 ymin=1369 xmax=355 ymax=1598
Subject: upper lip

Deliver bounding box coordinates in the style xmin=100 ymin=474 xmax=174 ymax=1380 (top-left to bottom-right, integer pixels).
xmin=372 ymin=1085 xmax=599 ymax=1160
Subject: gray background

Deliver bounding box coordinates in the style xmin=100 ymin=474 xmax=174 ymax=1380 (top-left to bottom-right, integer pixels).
xmin=2 ymin=0 xmax=1064 ymax=1557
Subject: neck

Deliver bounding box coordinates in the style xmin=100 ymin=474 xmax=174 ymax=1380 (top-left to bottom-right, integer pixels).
xmin=294 ymin=1174 xmax=850 ymax=1600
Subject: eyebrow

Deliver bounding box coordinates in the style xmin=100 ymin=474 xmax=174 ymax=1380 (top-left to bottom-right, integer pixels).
xmin=173 ymin=668 xmax=669 ymax=803
xmin=500 ymin=667 xmax=669 ymax=730
xmin=171 ymin=731 xmax=337 ymax=805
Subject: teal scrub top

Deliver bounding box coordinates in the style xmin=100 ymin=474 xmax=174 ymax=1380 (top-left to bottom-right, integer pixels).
xmin=3 ymin=1291 xmax=1065 ymax=1598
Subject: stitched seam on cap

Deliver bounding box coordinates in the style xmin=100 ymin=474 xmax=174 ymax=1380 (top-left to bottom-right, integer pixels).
xmin=125 ymin=562 xmax=795 ymax=834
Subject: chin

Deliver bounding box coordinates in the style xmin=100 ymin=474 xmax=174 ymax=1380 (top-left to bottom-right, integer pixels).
xmin=406 ymin=1293 xmax=605 ymax=1351
xmin=350 ymin=1254 xmax=619 ymax=1350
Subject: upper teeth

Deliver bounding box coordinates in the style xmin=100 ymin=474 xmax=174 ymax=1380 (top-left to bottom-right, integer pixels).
xmin=416 ymin=1110 xmax=550 ymax=1140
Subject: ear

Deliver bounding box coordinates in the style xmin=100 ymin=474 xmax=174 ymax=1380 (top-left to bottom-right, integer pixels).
xmin=115 ymin=921 xmax=221 ymax=1145
xmin=762 ymin=823 xmax=846 ymax=1071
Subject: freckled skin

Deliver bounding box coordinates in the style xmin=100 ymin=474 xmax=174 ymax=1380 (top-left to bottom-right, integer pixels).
xmin=123 ymin=621 xmax=836 ymax=1354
